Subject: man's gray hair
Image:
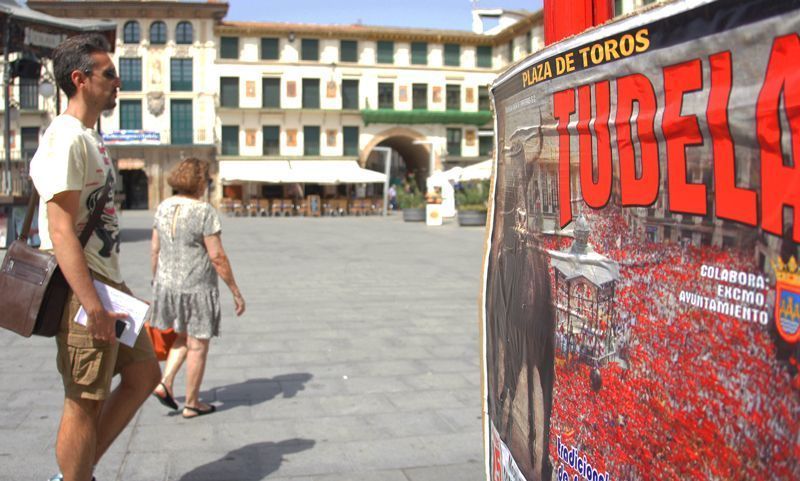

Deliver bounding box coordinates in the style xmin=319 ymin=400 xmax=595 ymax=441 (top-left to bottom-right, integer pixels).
xmin=52 ymin=33 xmax=111 ymax=98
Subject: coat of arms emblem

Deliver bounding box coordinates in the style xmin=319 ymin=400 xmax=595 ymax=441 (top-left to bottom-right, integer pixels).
xmin=773 ymin=256 xmax=800 ymax=343
xmin=147 ymin=91 xmax=165 ymax=117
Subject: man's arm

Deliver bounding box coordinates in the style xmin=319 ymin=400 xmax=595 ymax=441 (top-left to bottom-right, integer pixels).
xmin=48 ymin=190 xmax=124 ymax=342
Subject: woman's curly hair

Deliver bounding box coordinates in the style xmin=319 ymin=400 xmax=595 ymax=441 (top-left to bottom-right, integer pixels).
xmin=167 ymin=157 xmax=209 ymax=197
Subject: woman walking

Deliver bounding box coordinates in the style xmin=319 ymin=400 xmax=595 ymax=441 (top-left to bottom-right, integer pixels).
xmin=150 ymin=158 xmax=245 ymax=418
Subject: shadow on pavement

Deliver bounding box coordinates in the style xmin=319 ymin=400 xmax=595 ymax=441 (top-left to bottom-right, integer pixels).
xmin=200 ymin=373 xmax=313 ymax=412
xmin=178 ymin=439 xmax=316 ymax=481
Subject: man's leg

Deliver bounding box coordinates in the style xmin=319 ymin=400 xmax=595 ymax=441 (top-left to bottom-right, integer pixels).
xmin=57 ymin=397 xmax=103 ymax=481
xmin=92 ymin=278 xmax=160 ymax=461
xmin=93 ymin=359 xmax=160 ymax=463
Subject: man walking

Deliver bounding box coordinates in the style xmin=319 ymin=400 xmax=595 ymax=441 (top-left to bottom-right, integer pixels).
xmin=29 ymin=34 xmax=160 ymax=481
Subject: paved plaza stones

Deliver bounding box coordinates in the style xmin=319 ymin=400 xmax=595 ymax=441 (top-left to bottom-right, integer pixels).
xmin=0 ymin=211 xmax=488 ymax=481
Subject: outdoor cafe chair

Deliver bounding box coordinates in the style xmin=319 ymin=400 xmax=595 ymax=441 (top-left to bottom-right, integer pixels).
xmin=270 ymin=199 xmax=283 ymax=217
xmin=334 ymin=198 xmax=348 ymax=216
xmin=231 ymin=199 xmax=245 ymax=217
xmin=280 ymin=198 xmax=294 ymax=217
xmin=258 ymin=199 xmax=271 ymax=217
xmin=294 ymin=198 xmax=308 ymax=216
xmin=220 ymin=198 xmax=235 ymax=216
xmin=246 ymin=200 xmax=259 ymax=217
xmin=322 ymin=198 xmax=336 ymax=216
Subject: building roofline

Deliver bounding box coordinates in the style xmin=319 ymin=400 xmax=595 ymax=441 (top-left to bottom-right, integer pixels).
xmin=215 ymin=21 xmax=491 ymax=45
xmin=217 ymin=10 xmax=542 ymax=46
xmin=26 ymin=1 xmax=541 ymax=45
xmin=27 ymin=1 xmax=229 ymax=21
xmin=490 ymin=10 xmax=543 ymax=43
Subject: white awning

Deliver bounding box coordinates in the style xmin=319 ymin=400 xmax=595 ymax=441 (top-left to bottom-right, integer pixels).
xmin=219 ymin=160 xmax=386 ymax=184
xmin=288 ymin=160 xmax=386 ymax=184
xmin=442 ymin=159 xmax=493 ymax=182
xmin=460 ymin=159 xmax=493 ymax=181
xmin=219 ymin=160 xmax=292 ymax=183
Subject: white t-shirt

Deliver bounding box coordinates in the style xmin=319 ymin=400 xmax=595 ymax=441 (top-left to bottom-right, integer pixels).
xmin=30 ymin=114 xmax=121 ymax=283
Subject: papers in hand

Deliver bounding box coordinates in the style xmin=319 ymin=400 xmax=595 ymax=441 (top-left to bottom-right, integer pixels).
xmin=74 ymin=279 xmax=150 ymax=347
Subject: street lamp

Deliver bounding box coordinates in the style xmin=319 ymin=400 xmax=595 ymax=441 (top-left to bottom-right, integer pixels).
xmin=371 ymin=146 xmax=392 ymax=216
xmin=39 ymin=77 xmax=55 ymax=100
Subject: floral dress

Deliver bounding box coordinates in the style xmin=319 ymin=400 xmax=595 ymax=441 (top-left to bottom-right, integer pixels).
xmin=150 ymin=196 xmax=222 ymax=339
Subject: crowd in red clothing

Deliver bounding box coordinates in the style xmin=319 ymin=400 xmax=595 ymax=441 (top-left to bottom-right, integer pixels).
xmin=540 ymin=208 xmax=799 ymax=480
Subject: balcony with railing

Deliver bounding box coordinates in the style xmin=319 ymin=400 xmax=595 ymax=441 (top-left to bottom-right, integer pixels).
xmin=0 ymin=146 xmax=37 ymax=194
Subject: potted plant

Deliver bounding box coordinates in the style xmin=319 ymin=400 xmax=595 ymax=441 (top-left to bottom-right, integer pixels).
xmin=455 ymin=180 xmax=490 ymax=226
xmin=397 ymin=180 xmax=426 ymax=222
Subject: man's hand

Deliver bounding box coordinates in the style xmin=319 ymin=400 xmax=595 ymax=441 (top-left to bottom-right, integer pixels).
xmin=86 ymin=308 xmax=127 ymax=343
xmin=48 ymin=191 xmax=123 ymax=343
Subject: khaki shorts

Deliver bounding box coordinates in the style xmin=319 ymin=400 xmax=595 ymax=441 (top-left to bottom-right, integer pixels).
xmin=56 ymin=272 xmax=156 ymax=401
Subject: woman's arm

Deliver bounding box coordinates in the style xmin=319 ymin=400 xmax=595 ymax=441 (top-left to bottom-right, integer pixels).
xmin=204 ymin=233 xmax=245 ymax=316
xmin=150 ymin=228 xmax=160 ymax=277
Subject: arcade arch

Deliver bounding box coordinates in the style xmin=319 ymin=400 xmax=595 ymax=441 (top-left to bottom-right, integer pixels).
xmin=361 ymin=127 xmax=437 ymax=191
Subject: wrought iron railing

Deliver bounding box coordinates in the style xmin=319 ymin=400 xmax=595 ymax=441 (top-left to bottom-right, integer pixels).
xmin=0 ymin=159 xmax=33 ymax=197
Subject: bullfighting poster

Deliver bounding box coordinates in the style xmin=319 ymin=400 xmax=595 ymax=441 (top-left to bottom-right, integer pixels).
xmin=482 ymin=0 xmax=800 ymax=480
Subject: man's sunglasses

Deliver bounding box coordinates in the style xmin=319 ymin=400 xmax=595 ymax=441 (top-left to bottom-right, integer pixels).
xmin=83 ymin=67 xmax=118 ymax=80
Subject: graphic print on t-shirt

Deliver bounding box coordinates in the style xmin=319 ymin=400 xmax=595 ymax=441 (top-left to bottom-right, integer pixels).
xmin=85 ymin=170 xmax=119 ymax=258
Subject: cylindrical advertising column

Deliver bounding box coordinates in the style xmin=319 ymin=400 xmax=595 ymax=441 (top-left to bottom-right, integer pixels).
xmin=544 ymin=0 xmax=614 ymax=45
xmin=485 ymin=1 xmax=800 ymax=480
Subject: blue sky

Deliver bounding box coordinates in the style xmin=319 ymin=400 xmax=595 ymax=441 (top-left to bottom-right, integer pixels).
xmin=223 ymin=0 xmax=544 ymax=30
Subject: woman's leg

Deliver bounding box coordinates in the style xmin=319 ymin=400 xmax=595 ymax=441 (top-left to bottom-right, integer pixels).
xmin=157 ymin=334 xmax=188 ymax=395
xmin=184 ymin=336 xmax=211 ymax=409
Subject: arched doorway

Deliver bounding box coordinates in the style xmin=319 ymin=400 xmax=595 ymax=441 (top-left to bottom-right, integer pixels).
xmin=362 ymin=127 xmax=432 ymax=192
xmin=114 ymin=157 xmax=150 ymax=210
xmin=120 ymin=169 xmax=149 ymax=210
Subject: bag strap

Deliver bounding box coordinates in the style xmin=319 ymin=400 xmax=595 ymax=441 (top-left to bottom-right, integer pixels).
xmin=78 ymin=177 xmax=113 ymax=247
xmin=19 ymin=176 xmax=113 ymax=248
xmin=18 ymin=189 xmax=39 ymax=243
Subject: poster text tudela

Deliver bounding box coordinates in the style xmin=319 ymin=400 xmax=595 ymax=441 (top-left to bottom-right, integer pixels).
xmin=483 ymin=1 xmax=800 ymax=480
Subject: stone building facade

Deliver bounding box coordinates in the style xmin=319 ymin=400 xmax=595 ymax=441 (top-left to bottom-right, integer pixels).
xmin=15 ymin=1 xmax=654 ymax=209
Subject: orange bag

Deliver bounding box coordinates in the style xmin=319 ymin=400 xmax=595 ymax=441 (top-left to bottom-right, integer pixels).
xmin=145 ymin=323 xmax=177 ymax=361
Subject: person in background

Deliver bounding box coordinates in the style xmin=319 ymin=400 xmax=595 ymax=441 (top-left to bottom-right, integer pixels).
xmin=388 ymin=184 xmax=398 ymax=211
xmin=149 ymin=158 xmax=245 ymax=418
xmin=30 ymin=34 xmax=161 ymax=481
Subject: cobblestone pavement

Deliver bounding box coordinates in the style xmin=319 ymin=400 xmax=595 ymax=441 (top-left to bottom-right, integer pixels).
xmin=0 ymin=210 xmax=489 ymax=481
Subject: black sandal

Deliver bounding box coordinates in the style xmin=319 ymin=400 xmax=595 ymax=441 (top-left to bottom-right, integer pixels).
xmin=152 ymin=382 xmax=179 ymax=411
xmin=182 ymin=404 xmax=216 ymax=419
